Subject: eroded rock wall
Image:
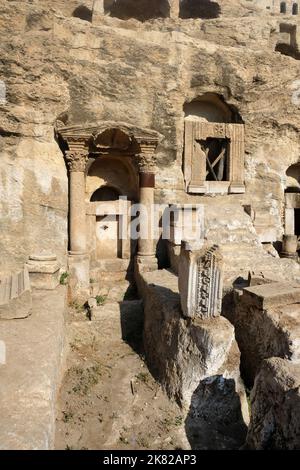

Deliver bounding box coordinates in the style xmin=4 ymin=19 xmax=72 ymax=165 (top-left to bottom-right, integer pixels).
xmin=223 ymin=282 xmax=300 ymax=385
xmin=246 ymin=358 xmax=300 ymax=450
xmin=139 ymin=268 xmax=249 ymax=449
xmin=1 ymin=1 xmax=300 ymax=269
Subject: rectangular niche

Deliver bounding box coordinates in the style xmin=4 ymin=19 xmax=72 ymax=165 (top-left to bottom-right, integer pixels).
xmin=184 ymin=121 xmax=245 ymax=194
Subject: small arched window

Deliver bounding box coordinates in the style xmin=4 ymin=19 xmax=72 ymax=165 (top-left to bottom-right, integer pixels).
xmin=280 ymin=2 xmax=287 ymax=14
xmin=293 ymin=3 xmax=299 ymax=15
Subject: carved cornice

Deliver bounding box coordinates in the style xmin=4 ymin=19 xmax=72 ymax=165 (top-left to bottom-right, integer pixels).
xmin=65 ymin=151 xmax=89 ymax=172
xmin=56 ymin=121 xmax=162 ymax=172
xmin=56 ymin=121 xmax=162 ymax=149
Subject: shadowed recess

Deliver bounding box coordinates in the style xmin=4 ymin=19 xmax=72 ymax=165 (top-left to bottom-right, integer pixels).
xmin=104 ymin=0 xmax=170 ymax=21
xmin=180 ymin=0 xmax=221 ymax=19
xmin=72 ymin=5 xmax=93 ymax=22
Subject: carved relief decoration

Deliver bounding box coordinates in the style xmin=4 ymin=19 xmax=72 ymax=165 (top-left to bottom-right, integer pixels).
xmin=195 ymin=245 xmax=223 ymax=319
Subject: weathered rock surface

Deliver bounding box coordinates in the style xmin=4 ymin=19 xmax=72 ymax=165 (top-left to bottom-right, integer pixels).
xmin=2 ymin=2 xmax=300 ymax=274
xmin=55 ymin=292 xmax=190 ymax=451
xmin=139 ymin=268 xmax=249 ymax=449
xmin=0 ymin=287 xmax=66 ymax=449
xmin=224 ymin=282 xmax=300 ymax=385
xmin=0 ymin=267 xmax=32 ymax=320
xmin=246 ymin=357 xmax=300 ymax=450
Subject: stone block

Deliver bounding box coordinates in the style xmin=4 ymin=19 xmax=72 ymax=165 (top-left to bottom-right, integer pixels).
xmin=68 ymin=252 xmax=90 ymax=300
xmin=26 ymin=254 xmax=61 ymax=290
xmin=178 ymin=242 xmax=223 ymax=319
xmin=230 ymin=283 xmax=300 ymax=385
xmin=168 ymin=204 xmax=205 ymax=246
xmin=242 ymin=282 xmax=300 ymax=309
xmin=247 ymin=270 xmax=281 ymax=286
xmin=140 ymin=268 xmax=249 ymax=449
xmin=0 ymin=287 xmax=67 ymax=449
xmin=0 ymin=267 xmax=32 ymax=320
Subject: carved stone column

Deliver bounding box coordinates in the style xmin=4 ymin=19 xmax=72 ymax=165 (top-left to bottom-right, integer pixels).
xmin=65 ymin=146 xmax=90 ymax=299
xmin=66 ymin=150 xmax=88 ymax=253
xmin=136 ymin=143 xmax=158 ymax=271
xmin=168 ymin=0 xmax=180 ymax=19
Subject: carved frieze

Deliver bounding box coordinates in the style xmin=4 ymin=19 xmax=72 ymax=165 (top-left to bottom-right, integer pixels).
xmin=178 ymin=243 xmax=223 ymax=319
xmin=136 ymin=139 xmax=159 ymax=173
xmin=195 ymin=245 xmax=223 ymax=318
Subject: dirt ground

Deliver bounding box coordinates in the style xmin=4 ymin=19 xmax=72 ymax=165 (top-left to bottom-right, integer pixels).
xmin=55 ymin=294 xmax=189 ymax=450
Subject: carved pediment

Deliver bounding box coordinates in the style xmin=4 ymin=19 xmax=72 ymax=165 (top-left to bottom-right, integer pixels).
xmin=55 ymin=120 xmax=162 ymax=154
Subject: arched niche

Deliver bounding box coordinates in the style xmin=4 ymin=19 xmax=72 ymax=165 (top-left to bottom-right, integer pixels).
xmin=184 ymin=93 xmax=241 ymax=124
xmin=286 ymin=162 xmax=300 ymax=193
xmin=72 ymin=5 xmax=93 ymax=22
xmin=104 ymin=0 xmax=170 ymax=22
xmin=179 ymin=0 xmax=221 ymax=19
xmin=94 ymin=127 xmax=136 ymax=151
xmin=86 ymin=155 xmax=138 ymax=202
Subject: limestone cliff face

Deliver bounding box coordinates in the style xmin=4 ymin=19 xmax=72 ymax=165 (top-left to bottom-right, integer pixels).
xmin=1 ymin=1 xmax=300 ymax=270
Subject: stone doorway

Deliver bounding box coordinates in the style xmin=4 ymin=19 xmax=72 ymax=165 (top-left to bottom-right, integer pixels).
xmin=86 ymin=154 xmax=138 ymax=269
xmin=96 ymin=214 xmax=121 ymax=260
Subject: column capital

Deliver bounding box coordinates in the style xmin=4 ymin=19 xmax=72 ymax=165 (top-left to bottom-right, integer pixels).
xmin=136 ymin=140 xmax=158 ymax=173
xmin=168 ymin=0 xmax=180 ymax=19
xmin=137 ymin=153 xmax=156 ymax=174
xmin=65 ymin=150 xmax=89 ymax=172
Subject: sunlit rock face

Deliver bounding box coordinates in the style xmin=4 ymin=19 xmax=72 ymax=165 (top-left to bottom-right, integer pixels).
xmin=246 ymin=358 xmax=300 ymax=450
xmin=1 ymin=0 xmax=300 ymax=272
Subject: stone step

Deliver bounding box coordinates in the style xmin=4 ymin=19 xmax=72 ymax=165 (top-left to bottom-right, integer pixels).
xmin=91 ymin=258 xmax=133 ymax=272
xmin=90 ymin=280 xmax=137 ymax=302
xmin=87 ymin=299 xmax=143 ymax=342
